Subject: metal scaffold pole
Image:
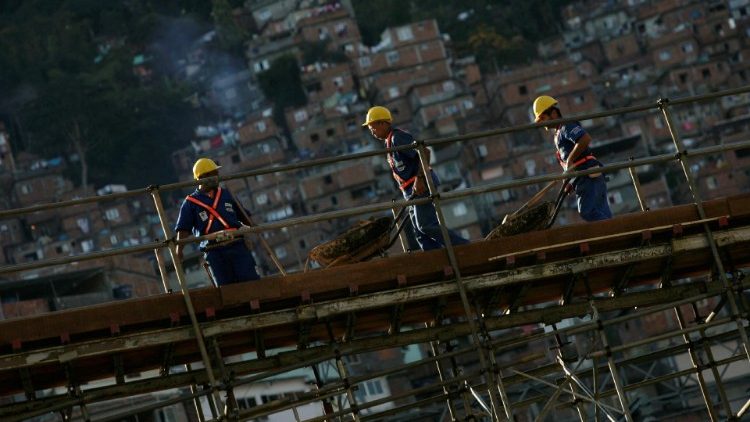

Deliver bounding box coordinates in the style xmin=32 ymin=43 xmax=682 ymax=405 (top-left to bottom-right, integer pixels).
xmin=415 ymin=142 xmax=511 ymax=421
xmin=149 ymin=186 xmax=226 ymax=417
xmin=659 ymin=99 xmax=750 ymax=369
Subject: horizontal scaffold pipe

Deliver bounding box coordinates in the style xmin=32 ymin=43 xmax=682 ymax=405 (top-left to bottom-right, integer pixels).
xmin=1 ymin=281 xmax=744 ymax=421
xmin=1 ymin=225 xmax=748 ymax=372
xmin=3 ymin=136 xmax=750 ymax=277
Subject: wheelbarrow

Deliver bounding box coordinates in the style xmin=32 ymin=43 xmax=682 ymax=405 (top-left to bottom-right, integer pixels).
xmin=486 ymin=178 xmax=571 ymax=240
xmin=305 ymin=206 xmax=410 ymax=270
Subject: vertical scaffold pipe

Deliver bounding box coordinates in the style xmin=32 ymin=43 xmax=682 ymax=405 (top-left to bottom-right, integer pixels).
xmin=627 ymin=157 xmax=648 ymax=211
xmin=591 ymin=303 xmax=634 ymax=422
xmin=149 ymin=186 xmax=225 ymax=416
xmin=672 ymin=306 xmax=718 ymax=421
xmin=691 ymin=302 xmax=734 ymax=418
xmin=426 ymin=323 xmax=459 ymax=420
xmin=659 ymin=99 xmax=750 ymax=366
xmin=414 ymin=142 xmax=510 ymax=421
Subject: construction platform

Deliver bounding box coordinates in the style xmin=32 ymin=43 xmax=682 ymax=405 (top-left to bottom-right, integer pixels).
xmin=2 ymin=87 xmax=750 ymax=421
xmin=1 ymin=193 xmax=750 ymax=421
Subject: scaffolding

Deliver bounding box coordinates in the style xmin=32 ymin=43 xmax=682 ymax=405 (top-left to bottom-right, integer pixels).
xmin=0 ymin=86 xmax=749 ymax=421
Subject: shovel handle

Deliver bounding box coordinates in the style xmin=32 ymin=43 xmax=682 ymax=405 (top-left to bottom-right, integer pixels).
xmin=508 ymin=179 xmax=560 ymax=219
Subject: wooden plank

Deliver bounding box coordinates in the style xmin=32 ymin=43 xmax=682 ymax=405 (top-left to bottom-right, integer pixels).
xmin=0 ymin=194 xmax=747 ymax=351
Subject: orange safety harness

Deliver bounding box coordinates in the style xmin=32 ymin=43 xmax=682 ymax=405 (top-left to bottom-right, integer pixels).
xmin=385 ymin=131 xmax=426 ymax=191
xmin=185 ymin=188 xmax=237 ymax=235
xmin=555 ymin=150 xmax=596 ymax=171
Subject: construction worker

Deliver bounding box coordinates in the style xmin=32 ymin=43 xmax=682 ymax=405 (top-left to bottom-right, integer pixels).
xmin=175 ymin=158 xmax=260 ymax=286
xmin=363 ymin=106 xmax=469 ymax=251
xmin=533 ymin=95 xmax=613 ymax=221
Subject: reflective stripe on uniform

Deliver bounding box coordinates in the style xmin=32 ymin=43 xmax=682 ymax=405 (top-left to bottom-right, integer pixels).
xmin=185 ymin=187 xmax=233 ymax=234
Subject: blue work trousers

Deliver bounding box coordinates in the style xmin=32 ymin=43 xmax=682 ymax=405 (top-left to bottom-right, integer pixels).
xmin=408 ymin=196 xmax=469 ymax=251
xmin=204 ymin=241 xmax=260 ymax=286
xmin=574 ymin=175 xmax=613 ymax=222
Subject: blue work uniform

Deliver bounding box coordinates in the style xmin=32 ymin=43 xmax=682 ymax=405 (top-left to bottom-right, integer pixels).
xmin=555 ymin=122 xmax=612 ymax=222
xmin=175 ymin=187 xmax=260 ymax=286
xmin=386 ymin=128 xmax=469 ymax=251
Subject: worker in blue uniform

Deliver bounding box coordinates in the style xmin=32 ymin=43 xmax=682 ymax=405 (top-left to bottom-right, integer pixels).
xmin=175 ymin=158 xmax=260 ymax=286
xmin=363 ymin=106 xmax=469 ymax=251
xmin=533 ymin=95 xmax=613 ymax=221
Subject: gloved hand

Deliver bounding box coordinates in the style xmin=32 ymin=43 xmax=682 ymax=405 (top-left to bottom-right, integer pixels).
xmin=412 ymin=175 xmax=428 ymax=196
xmin=214 ymin=230 xmax=234 ymax=242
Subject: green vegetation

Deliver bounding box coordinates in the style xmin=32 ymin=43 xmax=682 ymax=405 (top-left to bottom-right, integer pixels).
xmin=352 ymin=0 xmax=574 ymax=69
xmin=257 ymin=55 xmax=307 ymax=129
xmin=0 ymin=1 xmax=202 ymax=189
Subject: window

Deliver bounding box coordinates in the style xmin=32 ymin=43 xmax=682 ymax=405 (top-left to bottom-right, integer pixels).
xmin=255 ymin=121 xmax=267 ymax=132
xmin=659 ymin=50 xmax=671 ymax=61
xmin=444 ymin=104 xmax=459 ymax=115
xmin=326 ymin=128 xmax=335 ymax=137
xmin=76 ymin=217 xmax=90 ymax=234
xmin=256 ymin=193 xmax=268 ymax=205
xmin=231 ymin=154 xmax=240 ymax=164
xmin=310 ymin=133 xmax=319 ymax=143
xmin=335 ymin=23 xmax=348 ymax=37
xmin=294 ymin=110 xmax=308 ymax=123
xmin=524 ymin=159 xmax=536 ymax=176
xmin=324 ymin=175 xmax=333 ymax=184
xmin=358 ymin=56 xmax=371 ymax=68
xmin=388 ymin=86 xmax=399 ymax=99
xmin=608 ymin=191 xmax=623 ymax=205
xmin=333 ymin=76 xmax=344 ymax=87
xmin=330 ymin=195 xmax=338 ymax=205
xmin=463 ymin=100 xmax=474 ymax=110
xmin=442 ymin=81 xmax=455 ymax=92
xmin=706 ymin=176 xmax=718 ymax=190
xmin=110 ymin=235 xmax=118 ymax=245
xmin=105 ymin=208 xmax=120 ymax=222
xmin=702 ymin=68 xmax=711 ymax=79
xmin=396 ymin=26 xmax=414 ymax=41
xmin=237 ymin=396 xmax=257 ymax=409
xmin=477 ymin=144 xmax=488 ymax=158
xmin=679 ymin=73 xmax=688 ymax=84
xmin=253 ymin=59 xmax=269 ymax=73
xmin=261 ymin=394 xmax=279 ymax=404
xmin=681 ymin=43 xmax=693 ymax=53
xmin=81 ymin=239 xmax=94 ymax=253
xmin=573 ymin=95 xmax=585 ymax=105
xmin=274 ymin=247 xmax=287 ymax=259
xmin=518 ymin=85 xmax=528 ymax=95
xmin=452 ymin=202 xmax=468 ymax=217
xmin=156 ymin=406 xmax=178 ymax=422
xmin=386 ymin=51 xmax=400 ymax=65
xmin=366 ymin=379 xmax=384 ymax=395
xmin=299 ymin=239 xmax=306 ymax=249
xmin=653 ymin=116 xmax=664 ymax=129
xmin=345 ymin=354 xmax=361 ymax=364
xmin=20 ymin=184 xmax=31 ymax=195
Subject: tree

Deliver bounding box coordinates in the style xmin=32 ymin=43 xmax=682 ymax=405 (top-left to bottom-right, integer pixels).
xmin=3 ymin=0 xmax=199 ymax=189
xmin=211 ymin=0 xmax=246 ymax=53
xmin=257 ymin=55 xmax=307 ymax=129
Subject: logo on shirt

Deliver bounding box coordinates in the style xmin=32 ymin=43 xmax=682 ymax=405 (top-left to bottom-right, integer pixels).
xmin=199 ymin=211 xmax=208 ymax=221
xmin=224 ymin=202 xmax=234 ymax=213
xmin=571 ymin=126 xmax=583 ymax=137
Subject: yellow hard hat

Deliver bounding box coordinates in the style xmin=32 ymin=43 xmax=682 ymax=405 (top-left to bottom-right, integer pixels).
xmin=533 ymin=95 xmax=558 ymax=122
xmin=362 ymin=106 xmax=392 ymax=126
xmin=193 ymin=158 xmax=221 ymax=180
